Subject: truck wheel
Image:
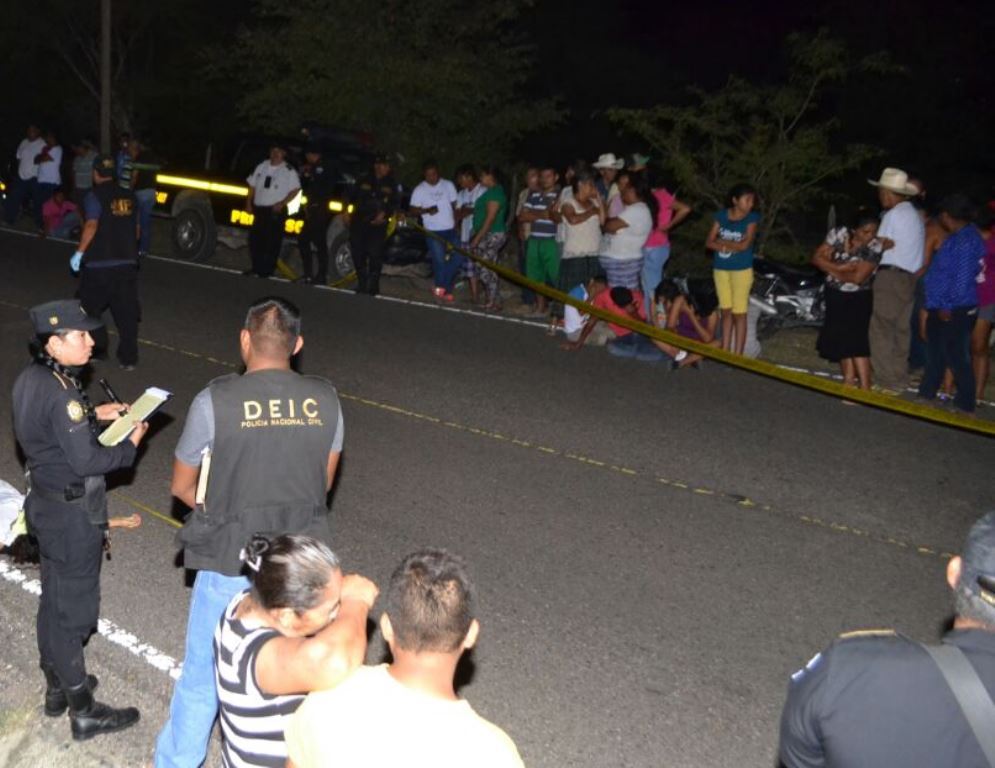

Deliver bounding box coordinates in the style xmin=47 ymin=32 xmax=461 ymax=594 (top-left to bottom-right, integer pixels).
xmin=171 ymin=202 xmax=216 ymax=262
xmin=327 ymin=230 xmax=353 ymax=281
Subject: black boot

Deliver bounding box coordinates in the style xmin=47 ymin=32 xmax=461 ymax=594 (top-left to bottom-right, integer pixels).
xmin=65 ymin=681 xmax=140 ymax=741
xmin=42 ymin=665 xmax=99 ymax=717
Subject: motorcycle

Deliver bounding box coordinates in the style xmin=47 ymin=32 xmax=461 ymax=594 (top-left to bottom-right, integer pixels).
xmin=750 ymin=257 xmax=825 ymax=340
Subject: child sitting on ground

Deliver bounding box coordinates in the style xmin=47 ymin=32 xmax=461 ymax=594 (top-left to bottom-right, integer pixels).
xmin=561 ymin=274 xmax=609 ymax=344
xmin=652 ymin=281 xmax=721 ymax=369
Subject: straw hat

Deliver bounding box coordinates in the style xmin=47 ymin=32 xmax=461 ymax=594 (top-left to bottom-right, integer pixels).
xmin=592 ymin=153 xmax=624 ymax=170
xmin=868 ymin=168 xmax=919 ymax=197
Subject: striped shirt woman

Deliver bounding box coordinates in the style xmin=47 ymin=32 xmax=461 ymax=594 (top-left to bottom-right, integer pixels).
xmin=214 ymin=591 xmax=303 ymax=767
xmin=208 ymin=534 xmax=376 ymax=768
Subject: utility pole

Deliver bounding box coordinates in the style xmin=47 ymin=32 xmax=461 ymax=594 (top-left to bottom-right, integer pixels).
xmin=100 ymin=0 xmax=111 ymax=152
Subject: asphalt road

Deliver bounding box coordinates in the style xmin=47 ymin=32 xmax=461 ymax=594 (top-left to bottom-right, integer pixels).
xmin=0 ymin=228 xmax=991 ymax=768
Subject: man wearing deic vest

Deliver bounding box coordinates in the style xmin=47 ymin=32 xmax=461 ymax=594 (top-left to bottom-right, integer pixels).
xmin=154 ymin=296 xmax=343 ymax=768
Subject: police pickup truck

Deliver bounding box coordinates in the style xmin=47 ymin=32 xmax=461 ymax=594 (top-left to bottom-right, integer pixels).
xmin=152 ymin=131 xmax=424 ymax=281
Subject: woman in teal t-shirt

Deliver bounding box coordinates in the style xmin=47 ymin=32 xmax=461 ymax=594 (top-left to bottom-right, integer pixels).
xmin=469 ymin=165 xmax=508 ymax=311
xmin=705 ymin=183 xmax=761 ymax=355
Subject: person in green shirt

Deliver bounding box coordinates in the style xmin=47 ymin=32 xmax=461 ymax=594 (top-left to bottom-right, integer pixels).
xmin=469 ymin=166 xmax=508 ymax=311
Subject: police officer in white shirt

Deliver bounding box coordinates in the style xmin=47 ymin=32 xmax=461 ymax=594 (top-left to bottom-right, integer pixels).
xmin=867 ymin=167 xmax=926 ymax=390
xmin=4 ymin=124 xmax=46 ymax=227
xmin=244 ymin=144 xmax=301 ymax=278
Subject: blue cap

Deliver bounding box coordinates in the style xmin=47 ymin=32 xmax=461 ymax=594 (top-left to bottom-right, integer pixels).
xmin=961 ymin=512 xmax=995 ymax=606
xmin=92 ymin=153 xmax=116 ymax=178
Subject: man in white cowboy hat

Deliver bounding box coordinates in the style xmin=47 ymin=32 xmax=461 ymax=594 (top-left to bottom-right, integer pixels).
xmin=867 ymin=167 xmax=925 ymax=391
xmin=592 ymin=152 xmax=624 ymax=205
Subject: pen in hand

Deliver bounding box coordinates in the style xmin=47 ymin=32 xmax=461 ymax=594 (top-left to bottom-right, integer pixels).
xmin=99 ymin=378 xmax=128 ymax=416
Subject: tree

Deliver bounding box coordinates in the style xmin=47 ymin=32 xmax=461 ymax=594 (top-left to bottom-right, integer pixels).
xmin=0 ymin=0 xmax=243 ymax=158
xmin=209 ymin=0 xmax=562 ymax=181
xmin=608 ymin=31 xmax=892 ymax=261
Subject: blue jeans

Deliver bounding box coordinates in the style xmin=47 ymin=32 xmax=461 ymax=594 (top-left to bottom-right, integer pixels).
xmin=918 ymin=307 xmax=976 ymax=413
xmin=154 ymin=570 xmax=249 ymax=768
xmin=426 ymin=228 xmax=460 ymax=291
xmin=641 ymin=245 xmax=671 ymax=321
xmin=135 ymin=188 xmax=156 ymax=253
xmin=4 ymin=176 xmax=37 ymax=225
xmin=51 ymin=210 xmax=81 ymax=239
xmin=607 ymin=333 xmax=668 ymax=362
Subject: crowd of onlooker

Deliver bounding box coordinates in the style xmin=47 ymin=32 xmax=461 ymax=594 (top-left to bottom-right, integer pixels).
xmin=410 ymin=156 xmax=995 ymax=404
xmin=407 ymin=152 xmax=756 ymax=371
xmin=7 ymin=123 xmax=995 ymax=407
xmin=4 ymin=125 xmax=159 ymax=256
xmin=812 ymin=169 xmax=995 ymax=413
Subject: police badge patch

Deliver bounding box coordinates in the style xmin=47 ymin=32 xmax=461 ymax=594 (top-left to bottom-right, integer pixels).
xmin=66 ymin=400 xmax=85 ymax=423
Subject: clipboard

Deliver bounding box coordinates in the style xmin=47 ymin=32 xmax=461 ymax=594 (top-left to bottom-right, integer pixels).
xmin=98 ymin=387 xmax=172 ymax=446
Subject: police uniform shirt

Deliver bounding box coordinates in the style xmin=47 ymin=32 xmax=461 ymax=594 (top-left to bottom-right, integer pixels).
xmin=302 ymin=163 xmax=336 ymax=208
xmin=779 ymin=628 xmax=995 ymax=768
xmin=247 ymin=160 xmax=301 ymax=208
xmin=349 ymin=172 xmax=401 ymax=225
xmin=12 ymin=363 xmax=136 ymax=492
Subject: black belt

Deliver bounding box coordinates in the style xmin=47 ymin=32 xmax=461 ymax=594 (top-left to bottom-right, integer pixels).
xmin=878 ymin=264 xmax=913 ymax=274
xmin=30 ymin=483 xmax=85 ymax=504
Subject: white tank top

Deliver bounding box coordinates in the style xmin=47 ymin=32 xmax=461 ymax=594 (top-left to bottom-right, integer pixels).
xmin=562 ymin=197 xmax=602 ymax=259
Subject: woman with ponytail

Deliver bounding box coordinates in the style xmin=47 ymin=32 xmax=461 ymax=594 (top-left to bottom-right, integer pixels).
xmin=214 ymin=533 xmax=378 ymax=767
xmin=12 ymin=299 xmax=149 ymax=741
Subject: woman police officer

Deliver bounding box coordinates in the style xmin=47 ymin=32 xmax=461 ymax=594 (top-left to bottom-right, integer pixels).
xmin=12 ymin=299 xmax=148 ymax=740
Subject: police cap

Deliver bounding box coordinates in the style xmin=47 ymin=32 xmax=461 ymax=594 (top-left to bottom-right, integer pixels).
xmin=373 ymin=153 xmax=391 ymax=166
xmin=29 ymin=300 xmax=103 ymax=335
xmin=962 ymin=512 xmax=995 ymax=605
xmin=92 ymin=153 xmax=117 ymax=179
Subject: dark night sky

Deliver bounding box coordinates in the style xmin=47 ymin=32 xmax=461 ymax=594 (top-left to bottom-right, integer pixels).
xmin=521 ymin=0 xmax=994 ymax=198
xmin=1 ymin=0 xmax=992 ymax=200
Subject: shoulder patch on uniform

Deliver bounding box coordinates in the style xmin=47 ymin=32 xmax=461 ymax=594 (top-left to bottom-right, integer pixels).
xmin=66 ymin=399 xmax=85 ymax=423
xmin=838 ymin=628 xmax=896 ymax=640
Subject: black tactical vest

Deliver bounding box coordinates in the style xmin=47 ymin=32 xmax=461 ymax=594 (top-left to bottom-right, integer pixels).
xmin=86 ymin=182 xmax=138 ymax=266
xmin=177 ymin=369 xmax=340 ymax=575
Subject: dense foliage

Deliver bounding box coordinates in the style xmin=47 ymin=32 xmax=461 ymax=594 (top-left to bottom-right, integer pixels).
xmin=609 ymin=32 xmax=896 ymax=262
xmin=210 ymin=0 xmax=562 ymax=182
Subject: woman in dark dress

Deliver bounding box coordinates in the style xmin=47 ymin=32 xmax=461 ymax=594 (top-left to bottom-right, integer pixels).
xmin=812 ymin=210 xmax=883 ymax=389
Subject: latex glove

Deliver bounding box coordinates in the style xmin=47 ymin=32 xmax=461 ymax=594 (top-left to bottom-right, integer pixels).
xmin=69 ymin=251 xmax=83 ymax=273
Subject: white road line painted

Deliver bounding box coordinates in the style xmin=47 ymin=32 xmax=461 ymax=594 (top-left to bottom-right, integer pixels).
xmin=141 ymin=251 xmax=549 ymax=329
xmin=0 ymin=558 xmax=182 ymax=680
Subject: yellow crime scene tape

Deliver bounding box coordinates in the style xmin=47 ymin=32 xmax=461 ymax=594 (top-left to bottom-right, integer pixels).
xmin=413 ymin=224 xmax=995 ymax=438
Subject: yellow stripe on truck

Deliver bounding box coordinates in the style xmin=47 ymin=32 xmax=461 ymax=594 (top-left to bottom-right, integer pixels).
xmin=155 ymin=174 xmax=249 ymax=197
